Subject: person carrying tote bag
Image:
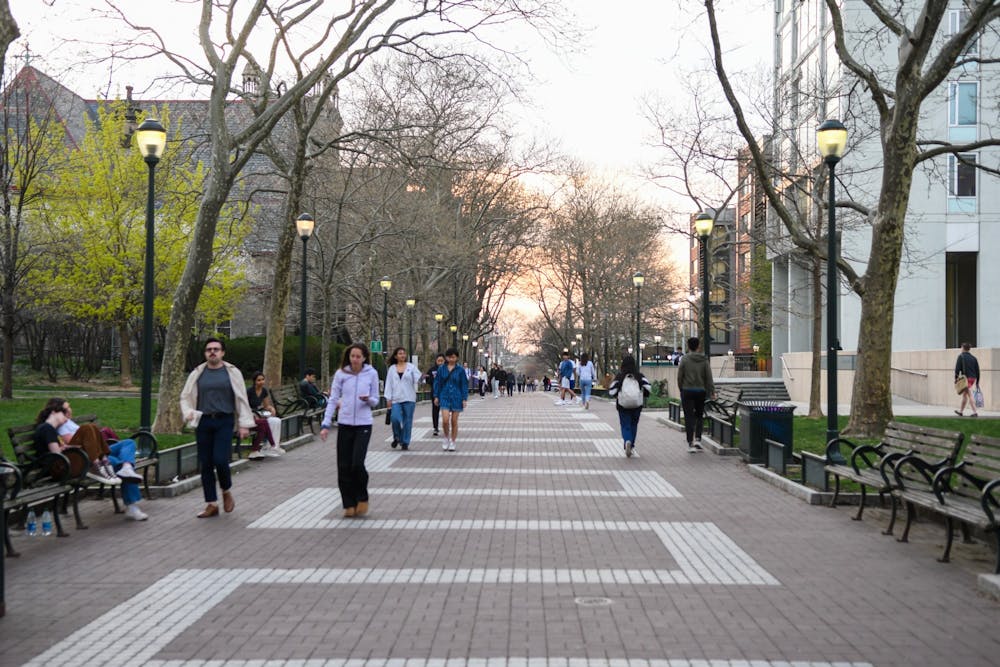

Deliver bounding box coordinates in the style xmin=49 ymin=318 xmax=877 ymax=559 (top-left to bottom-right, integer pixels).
xmin=954 ymin=343 xmax=980 ymax=417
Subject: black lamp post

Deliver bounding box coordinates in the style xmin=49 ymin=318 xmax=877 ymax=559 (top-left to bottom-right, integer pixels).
xmin=296 ymin=213 xmax=315 ymax=378
xmin=136 ymin=118 xmax=166 ymax=434
xmin=405 ymin=298 xmax=416 ymax=357
xmin=632 ymin=271 xmax=644 ymax=355
xmin=462 ymin=333 xmax=469 ymax=361
xmin=818 ymin=118 xmax=848 ymax=450
xmin=694 ymin=212 xmax=715 ymax=358
xmin=449 ymin=323 xmax=458 ymax=349
xmin=380 ymin=276 xmax=392 ymax=368
xmin=434 ymin=313 xmax=444 ymax=352
xmin=654 ymin=334 xmax=662 ymax=366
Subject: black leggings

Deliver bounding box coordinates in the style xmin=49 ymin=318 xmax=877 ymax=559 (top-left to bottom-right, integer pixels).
xmin=681 ymin=390 xmax=707 ymax=444
xmin=431 ymin=400 xmax=440 ymax=431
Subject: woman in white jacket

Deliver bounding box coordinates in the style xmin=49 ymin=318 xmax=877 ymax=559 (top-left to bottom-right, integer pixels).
xmin=384 ymin=346 xmax=422 ymax=450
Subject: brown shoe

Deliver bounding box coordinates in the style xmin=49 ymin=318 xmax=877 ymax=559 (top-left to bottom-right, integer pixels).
xmin=197 ymin=504 xmax=219 ymax=518
xmin=343 ymin=507 xmax=356 ymax=518
xmin=356 ymin=501 xmax=369 ymax=516
xmin=222 ymin=490 xmax=235 ymax=513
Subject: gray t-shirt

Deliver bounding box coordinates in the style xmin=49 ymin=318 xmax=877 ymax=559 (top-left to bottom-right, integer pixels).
xmin=197 ymin=366 xmax=235 ymax=414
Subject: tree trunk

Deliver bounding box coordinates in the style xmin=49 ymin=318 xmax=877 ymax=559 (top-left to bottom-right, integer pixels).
xmin=808 ymin=257 xmax=822 ymax=418
xmin=153 ymin=175 xmax=233 ymax=433
xmin=263 ymin=130 xmax=308 ymax=386
xmin=118 ymin=322 xmax=133 ymax=388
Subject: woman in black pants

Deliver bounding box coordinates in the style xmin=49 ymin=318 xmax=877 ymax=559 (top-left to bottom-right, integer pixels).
xmin=677 ymin=337 xmax=716 ymax=452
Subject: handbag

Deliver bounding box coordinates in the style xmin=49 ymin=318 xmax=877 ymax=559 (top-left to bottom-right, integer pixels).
xmin=955 ymin=373 xmax=968 ymax=395
xmin=974 ymin=386 xmax=984 ymax=408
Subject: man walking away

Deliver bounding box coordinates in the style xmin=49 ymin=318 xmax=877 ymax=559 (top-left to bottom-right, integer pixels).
xmin=677 ymin=337 xmax=716 ymax=452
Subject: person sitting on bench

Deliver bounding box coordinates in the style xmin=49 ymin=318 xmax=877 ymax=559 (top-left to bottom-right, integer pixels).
xmin=299 ymin=368 xmax=328 ymax=408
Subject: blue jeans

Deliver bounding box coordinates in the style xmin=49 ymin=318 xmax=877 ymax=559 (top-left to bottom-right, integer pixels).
xmin=390 ymin=401 xmax=415 ymax=445
xmin=580 ymin=380 xmax=593 ymax=404
xmin=617 ymin=407 xmax=642 ymax=446
xmin=196 ymin=414 xmax=234 ymax=503
xmin=108 ymin=439 xmax=141 ymax=505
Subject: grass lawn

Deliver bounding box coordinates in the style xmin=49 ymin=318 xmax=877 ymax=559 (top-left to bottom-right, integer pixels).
xmin=790 ymin=414 xmax=1000 ymax=456
xmin=1 ymin=397 xmax=193 ymax=460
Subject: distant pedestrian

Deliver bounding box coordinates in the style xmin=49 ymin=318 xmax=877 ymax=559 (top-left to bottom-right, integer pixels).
xmin=180 ymin=337 xmax=254 ymax=518
xmin=954 ymin=342 xmax=980 ymax=417
xmin=556 ymin=351 xmax=577 ymax=405
xmin=608 ymin=355 xmax=651 ymax=458
xmin=677 ymin=337 xmax=716 ymax=452
xmin=424 ymin=354 xmax=445 ymax=436
xmin=477 ymin=366 xmax=488 ymax=398
xmin=434 ymin=347 xmax=469 ymax=451
xmin=577 ymin=353 xmax=596 ymax=409
xmin=320 ymin=344 xmax=380 ymax=518
xmin=385 ymin=346 xmax=421 ymax=450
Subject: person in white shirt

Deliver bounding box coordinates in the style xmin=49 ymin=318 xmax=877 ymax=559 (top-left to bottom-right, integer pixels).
xmin=384 ymin=346 xmax=422 ymax=450
xmin=577 ymin=353 xmax=597 ymax=409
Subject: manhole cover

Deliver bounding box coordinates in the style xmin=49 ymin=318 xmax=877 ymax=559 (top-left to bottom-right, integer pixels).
xmin=574 ymin=596 xmax=613 ymax=607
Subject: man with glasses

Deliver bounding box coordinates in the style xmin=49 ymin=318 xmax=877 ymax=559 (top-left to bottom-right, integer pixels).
xmin=180 ymin=338 xmax=254 ymax=518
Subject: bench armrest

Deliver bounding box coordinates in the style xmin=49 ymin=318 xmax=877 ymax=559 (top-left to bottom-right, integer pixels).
xmin=129 ymin=429 xmax=159 ymax=459
xmin=826 ymin=436 xmax=862 ymax=465
xmin=0 ymin=461 xmax=24 ymax=499
xmin=846 ymin=442 xmax=887 ymax=472
xmin=891 ymin=452 xmax=937 ymax=491
xmin=981 ymin=478 xmax=1000 ymax=526
xmin=32 ymin=451 xmax=75 ymax=485
xmin=929 ymin=461 xmax=980 ymax=503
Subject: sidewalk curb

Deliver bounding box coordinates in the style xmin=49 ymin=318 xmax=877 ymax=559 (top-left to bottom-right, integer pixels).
xmin=745 ymin=462 xmax=868 ymax=506
xmin=977 ymin=574 xmax=1000 ymax=600
xmin=149 ymin=432 xmax=316 ymax=498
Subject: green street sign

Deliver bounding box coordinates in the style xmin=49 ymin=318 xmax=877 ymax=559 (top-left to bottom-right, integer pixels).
xmin=370 ymin=340 xmax=383 ymax=353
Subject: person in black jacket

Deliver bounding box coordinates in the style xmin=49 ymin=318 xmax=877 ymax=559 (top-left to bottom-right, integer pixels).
xmin=607 ymin=355 xmax=652 ymax=458
xmin=954 ymin=343 xmax=980 ymax=417
xmin=425 ymin=354 xmax=446 ymax=435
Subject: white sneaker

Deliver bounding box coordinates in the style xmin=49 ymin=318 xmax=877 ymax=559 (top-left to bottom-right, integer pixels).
xmin=574 ymin=396 xmax=582 ymax=404
xmin=88 ymin=464 xmax=121 ymax=485
xmin=625 ymin=441 xmax=633 ymax=458
xmin=262 ymin=446 xmax=282 ymax=457
xmin=554 ymin=400 xmax=565 ymax=406
xmin=694 ymin=439 xmax=703 ymax=450
xmin=442 ymin=441 xmax=449 ymax=451
xmin=248 ymin=450 xmax=266 ymax=460
xmin=687 ymin=443 xmax=698 ymax=453
xmin=116 ymin=463 xmax=143 ymax=480
xmin=273 ymin=446 xmax=287 ymax=454
xmin=447 ymin=441 xmax=456 ymax=451
xmin=125 ymin=504 xmax=148 ymax=521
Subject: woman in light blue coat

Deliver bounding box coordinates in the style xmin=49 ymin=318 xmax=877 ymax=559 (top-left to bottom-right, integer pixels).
xmin=385 ymin=346 xmax=422 ymax=450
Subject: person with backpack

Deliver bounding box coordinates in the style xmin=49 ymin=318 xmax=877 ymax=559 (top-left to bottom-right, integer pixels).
xmin=607 ymin=354 xmax=651 ymax=458
xmin=677 ymin=336 xmax=716 ymax=452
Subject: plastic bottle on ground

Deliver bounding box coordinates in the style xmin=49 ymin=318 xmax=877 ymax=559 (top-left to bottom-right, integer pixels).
xmin=25 ymin=509 xmax=37 ymax=537
xmin=41 ymin=509 xmax=53 ymax=536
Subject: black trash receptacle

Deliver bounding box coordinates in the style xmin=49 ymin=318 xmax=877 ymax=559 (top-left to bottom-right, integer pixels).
xmin=738 ymin=401 xmax=796 ymax=464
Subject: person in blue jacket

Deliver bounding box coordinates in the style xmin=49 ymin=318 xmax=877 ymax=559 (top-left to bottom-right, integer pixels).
xmin=320 ymin=343 xmax=380 ymax=518
xmin=433 ymin=347 xmax=469 ymax=452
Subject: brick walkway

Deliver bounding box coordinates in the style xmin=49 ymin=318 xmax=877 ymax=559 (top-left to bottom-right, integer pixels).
xmin=2 ymin=392 xmax=998 ymax=666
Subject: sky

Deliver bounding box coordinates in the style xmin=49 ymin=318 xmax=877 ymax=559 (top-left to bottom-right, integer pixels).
xmin=8 ymin=0 xmax=773 ymax=340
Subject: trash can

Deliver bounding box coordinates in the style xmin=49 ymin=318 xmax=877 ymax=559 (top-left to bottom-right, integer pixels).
xmin=737 ymin=401 xmax=796 ymax=464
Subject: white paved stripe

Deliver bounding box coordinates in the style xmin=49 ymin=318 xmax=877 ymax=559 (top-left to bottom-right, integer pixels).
xmin=385 ymin=467 xmax=654 ymax=476
xmin=580 ymin=422 xmax=614 ymax=431
xmin=26 ymin=570 xmax=856 ymax=666
xmin=411 ymin=436 xmax=605 ymax=443
xmin=593 ymin=438 xmax=634 ymax=457
xmin=144 ymin=659 xmax=872 ymax=667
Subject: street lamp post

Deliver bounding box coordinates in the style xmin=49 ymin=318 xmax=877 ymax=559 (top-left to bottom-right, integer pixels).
xmin=753 ymin=343 xmax=760 ymax=371
xmin=296 ymin=214 xmax=315 ymax=378
xmin=632 ymin=271 xmax=644 ymax=355
xmin=462 ymin=333 xmax=469 ymax=361
xmin=380 ymin=277 xmax=392 ymax=369
xmin=654 ymin=334 xmax=662 ymax=366
xmin=405 ymin=298 xmax=416 ymax=357
xmin=818 ymin=118 xmax=848 ymax=450
xmin=434 ymin=313 xmax=445 ymax=352
xmin=136 ymin=118 xmax=166 ymax=434
xmin=694 ymin=212 xmax=715 ymax=358
xmin=449 ymin=324 xmax=458 ymax=349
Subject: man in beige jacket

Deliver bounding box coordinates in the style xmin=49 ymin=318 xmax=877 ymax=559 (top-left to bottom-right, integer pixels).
xmin=180 ymin=337 xmax=254 ymax=518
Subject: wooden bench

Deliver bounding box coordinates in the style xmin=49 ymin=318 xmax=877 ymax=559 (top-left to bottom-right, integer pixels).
xmin=705 ymin=385 xmax=741 ymax=421
xmin=822 ymin=421 xmax=965 ymax=531
xmin=295 ymin=382 xmax=328 ymax=433
xmin=7 ymin=419 xmax=158 ymax=518
xmin=893 ymin=433 xmax=1000 ymax=573
xmin=2 ymin=452 xmax=81 ymax=556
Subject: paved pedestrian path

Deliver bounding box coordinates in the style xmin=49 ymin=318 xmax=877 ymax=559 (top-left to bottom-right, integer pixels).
xmin=2 ymin=392 xmax=998 ymax=666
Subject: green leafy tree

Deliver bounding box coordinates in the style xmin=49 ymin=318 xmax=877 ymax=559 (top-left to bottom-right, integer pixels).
xmin=33 ymin=101 xmax=248 ymax=386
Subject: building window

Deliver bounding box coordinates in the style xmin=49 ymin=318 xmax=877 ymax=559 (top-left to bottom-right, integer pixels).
xmin=948 ymin=82 xmax=977 ymax=126
xmin=949 ymin=153 xmax=977 ymax=196
xmin=949 ymin=9 xmax=979 ymax=69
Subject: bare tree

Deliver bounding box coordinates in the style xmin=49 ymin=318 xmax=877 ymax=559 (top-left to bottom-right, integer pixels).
xmin=704 ymin=0 xmax=1000 ymax=435
xmin=103 ymin=0 xmax=566 ymax=431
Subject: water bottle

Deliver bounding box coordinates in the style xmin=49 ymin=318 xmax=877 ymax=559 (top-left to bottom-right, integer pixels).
xmin=25 ymin=509 xmax=37 ymax=537
xmin=41 ymin=510 xmax=53 ymax=536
